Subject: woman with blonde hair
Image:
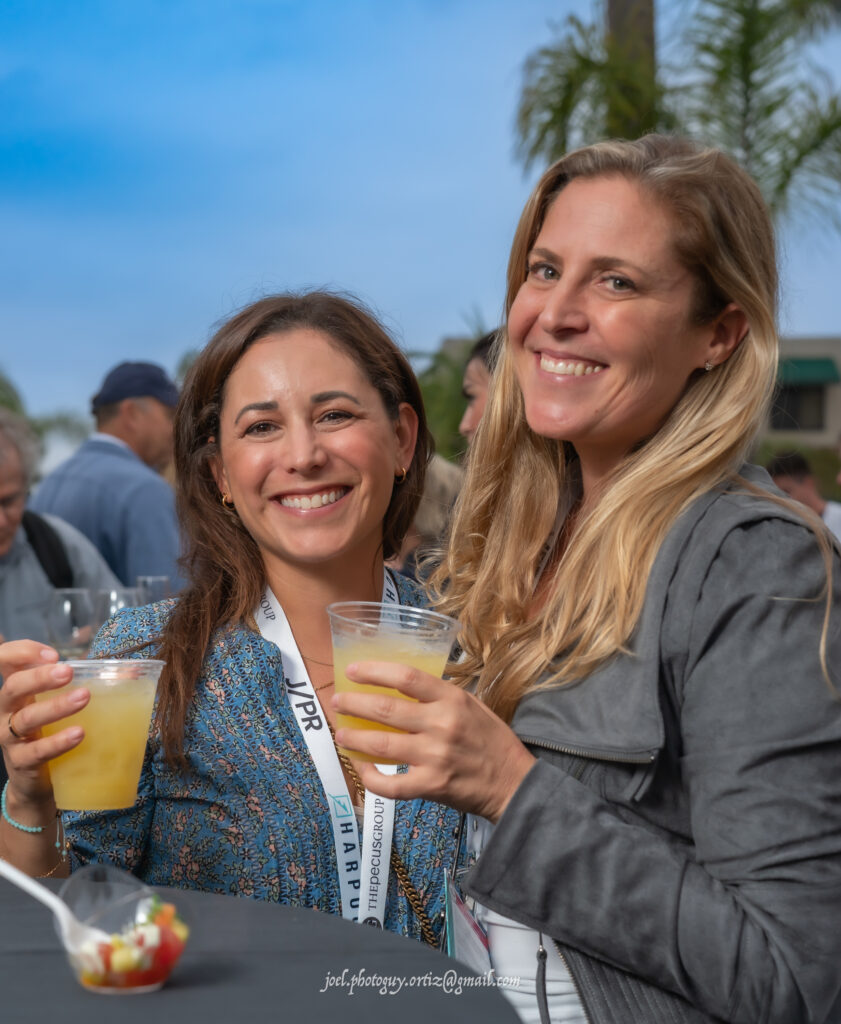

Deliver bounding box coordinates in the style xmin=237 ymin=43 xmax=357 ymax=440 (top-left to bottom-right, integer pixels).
xmin=334 ymin=136 xmax=841 ymax=1022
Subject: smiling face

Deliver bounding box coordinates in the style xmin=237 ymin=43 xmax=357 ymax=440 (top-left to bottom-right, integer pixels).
xmin=212 ymin=330 xmax=417 ymax=583
xmin=508 ymin=175 xmax=730 ymax=492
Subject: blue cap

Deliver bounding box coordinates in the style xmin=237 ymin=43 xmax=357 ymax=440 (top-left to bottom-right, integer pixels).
xmin=91 ymin=362 xmax=179 ymax=413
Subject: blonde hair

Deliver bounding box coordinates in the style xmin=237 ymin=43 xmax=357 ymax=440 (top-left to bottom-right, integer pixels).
xmin=431 ymin=135 xmax=796 ymax=721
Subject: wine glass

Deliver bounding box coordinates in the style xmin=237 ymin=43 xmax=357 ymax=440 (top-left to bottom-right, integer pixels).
xmin=93 ymin=587 xmax=142 ymax=630
xmin=46 ymin=589 xmax=96 ymax=659
xmin=135 ymin=576 xmax=172 ymax=604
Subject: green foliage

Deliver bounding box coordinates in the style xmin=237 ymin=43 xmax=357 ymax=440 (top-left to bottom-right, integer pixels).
xmin=415 ymin=341 xmax=472 ymax=462
xmin=0 ymin=368 xmax=25 ymax=415
xmin=176 ymin=349 xmax=200 ymax=385
xmin=681 ymin=0 xmax=841 ymax=222
xmin=517 ymin=16 xmax=610 ymax=167
xmin=516 ymin=0 xmax=841 ymax=226
xmin=0 ymin=367 xmax=89 ymax=452
xmin=516 ymin=7 xmax=670 ymax=167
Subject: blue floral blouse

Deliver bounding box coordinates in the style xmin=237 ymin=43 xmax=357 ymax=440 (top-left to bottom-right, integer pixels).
xmin=67 ymin=575 xmax=458 ymax=942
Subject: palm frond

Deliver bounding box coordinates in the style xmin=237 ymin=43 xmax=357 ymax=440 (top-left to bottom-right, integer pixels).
xmin=515 ymin=15 xmax=611 ymax=166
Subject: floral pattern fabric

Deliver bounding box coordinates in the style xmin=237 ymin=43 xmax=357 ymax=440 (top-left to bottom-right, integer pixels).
xmin=66 ymin=575 xmax=457 ymax=942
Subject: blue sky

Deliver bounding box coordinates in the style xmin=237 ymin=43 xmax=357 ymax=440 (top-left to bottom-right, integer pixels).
xmin=2 ymin=0 xmax=840 ymax=420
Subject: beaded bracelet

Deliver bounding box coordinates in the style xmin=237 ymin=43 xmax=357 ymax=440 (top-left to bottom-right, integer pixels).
xmin=1 ymin=781 xmax=68 ymax=875
xmin=0 ymin=781 xmax=47 ymax=834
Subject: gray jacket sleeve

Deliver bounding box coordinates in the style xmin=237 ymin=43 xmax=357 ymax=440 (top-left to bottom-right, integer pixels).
xmin=465 ymin=517 xmax=841 ymax=1023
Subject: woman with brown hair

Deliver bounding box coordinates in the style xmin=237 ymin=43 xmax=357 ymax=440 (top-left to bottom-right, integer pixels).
xmin=333 ymin=136 xmax=841 ymax=1021
xmin=0 ymin=291 xmax=455 ymax=944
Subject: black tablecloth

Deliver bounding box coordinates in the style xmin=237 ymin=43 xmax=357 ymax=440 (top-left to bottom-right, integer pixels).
xmin=0 ymin=879 xmax=520 ymax=1024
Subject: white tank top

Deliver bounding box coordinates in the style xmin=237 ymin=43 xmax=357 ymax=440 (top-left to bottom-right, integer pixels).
xmin=468 ymin=815 xmax=587 ymax=1024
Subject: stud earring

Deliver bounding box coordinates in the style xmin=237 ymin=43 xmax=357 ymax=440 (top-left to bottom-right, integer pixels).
xmin=704 ymin=361 xmax=714 ymax=372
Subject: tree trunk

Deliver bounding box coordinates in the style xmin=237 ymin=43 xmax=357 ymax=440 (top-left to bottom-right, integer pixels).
xmin=605 ymin=0 xmax=657 ymax=139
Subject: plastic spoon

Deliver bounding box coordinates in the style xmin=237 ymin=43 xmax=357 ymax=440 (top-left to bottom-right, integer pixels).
xmin=0 ymin=856 xmax=110 ymax=952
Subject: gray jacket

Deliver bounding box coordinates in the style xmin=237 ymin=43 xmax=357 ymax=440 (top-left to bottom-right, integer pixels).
xmin=464 ymin=467 xmax=841 ymax=1024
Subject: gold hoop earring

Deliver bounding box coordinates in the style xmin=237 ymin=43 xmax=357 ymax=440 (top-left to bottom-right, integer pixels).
xmin=221 ymin=492 xmax=235 ymax=509
xmin=395 ymin=467 xmax=408 ymax=484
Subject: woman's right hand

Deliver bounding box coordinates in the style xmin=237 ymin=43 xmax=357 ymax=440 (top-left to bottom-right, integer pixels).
xmin=0 ymin=640 xmax=89 ymax=807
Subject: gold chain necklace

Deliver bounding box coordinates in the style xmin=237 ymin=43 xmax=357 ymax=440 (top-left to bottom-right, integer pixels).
xmin=301 ymin=652 xmax=333 ymax=668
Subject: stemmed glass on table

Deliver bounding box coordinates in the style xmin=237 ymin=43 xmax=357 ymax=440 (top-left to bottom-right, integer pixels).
xmin=45 ymin=589 xmax=97 ymax=660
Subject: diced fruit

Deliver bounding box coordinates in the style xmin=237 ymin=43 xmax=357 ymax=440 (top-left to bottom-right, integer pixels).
xmin=71 ymin=895 xmax=188 ymax=991
xmin=96 ymin=941 xmax=113 ymax=972
xmin=152 ymin=924 xmax=185 ymax=974
xmin=154 ymin=902 xmax=176 ymax=928
xmin=111 ymin=945 xmax=142 ymax=973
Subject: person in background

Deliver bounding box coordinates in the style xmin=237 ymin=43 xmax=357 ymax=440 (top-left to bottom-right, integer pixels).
xmin=390 ymin=453 xmax=463 ymax=580
xmin=766 ymin=449 xmax=841 ymax=542
xmin=0 ymin=292 xmax=455 ymax=944
xmin=458 ymin=330 xmax=498 ymax=444
xmin=336 ymin=136 xmax=841 ymax=1023
xmin=0 ymin=408 xmax=118 ymax=644
xmin=30 ymin=362 xmax=185 ymax=589
xmin=0 ymin=409 xmax=118 ymax=791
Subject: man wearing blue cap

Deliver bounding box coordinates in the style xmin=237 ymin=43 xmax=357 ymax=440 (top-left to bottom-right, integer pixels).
xmin=31 ymin=361 xmax=185 ymax=589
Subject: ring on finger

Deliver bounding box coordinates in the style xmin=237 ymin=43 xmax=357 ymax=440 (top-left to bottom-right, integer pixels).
xmin=8 ymin=712 xmax=26 ymax=741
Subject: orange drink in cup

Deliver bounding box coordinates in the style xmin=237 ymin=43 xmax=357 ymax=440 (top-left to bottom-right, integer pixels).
xmin=36 ymin=660 xmax=164 ymax=810
xmin=327 ymin=602 xmax=459 ymax=765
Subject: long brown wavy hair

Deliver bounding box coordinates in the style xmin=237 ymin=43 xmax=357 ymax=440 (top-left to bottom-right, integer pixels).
xmin=155 ymin=291 xmax=431 ymax=763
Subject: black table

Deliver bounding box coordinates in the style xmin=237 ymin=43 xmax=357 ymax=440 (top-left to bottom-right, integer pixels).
xmin=0 ymin=879 xmax=520 ymax=1024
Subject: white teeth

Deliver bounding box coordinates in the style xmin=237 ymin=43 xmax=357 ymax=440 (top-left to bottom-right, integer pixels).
xmin=540 ymin=355 xmax=604 ymax=376
xmin=280 ymin=489 xmax=344 ymax=509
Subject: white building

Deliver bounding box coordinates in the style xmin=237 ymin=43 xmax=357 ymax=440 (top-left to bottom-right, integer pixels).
xmin=767 ymin=337 xmax=841 ymax=448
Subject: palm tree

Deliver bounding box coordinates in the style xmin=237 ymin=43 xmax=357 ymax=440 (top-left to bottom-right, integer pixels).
xmin=680 ymin=0 xmax=841 ymax=221
xmin=516 ymin=0 xmax=841 ymax=224
xmin=516 ymin=0 xmax=665 ymax=167
xmin=604 ymin=0 xmax=658 ymax=139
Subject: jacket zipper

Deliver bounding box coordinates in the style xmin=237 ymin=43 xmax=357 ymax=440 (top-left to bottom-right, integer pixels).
xmin=519 ymin=734 xmax=657 ymax=765
xmin=527 ymin=738 xmax=655 ymax=1023
xmin=553 ymin=939 xmax=594 ymax=1024
xmin=530 ymin=739 xmax=655 ymax=1021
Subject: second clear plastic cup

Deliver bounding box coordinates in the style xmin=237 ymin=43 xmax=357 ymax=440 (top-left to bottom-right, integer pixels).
xmin=327 ymin=602 xmax=460 ymax=764
xmin=36 ymin=659 xmax=164 ymax=810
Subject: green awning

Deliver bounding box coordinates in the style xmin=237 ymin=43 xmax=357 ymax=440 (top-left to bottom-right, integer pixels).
xmin=778 ymin=357 xmax=840 ymax=385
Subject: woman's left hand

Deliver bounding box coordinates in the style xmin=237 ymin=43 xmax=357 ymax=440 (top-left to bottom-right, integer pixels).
xmin=332 ymin=662 xmax=536 ymax=823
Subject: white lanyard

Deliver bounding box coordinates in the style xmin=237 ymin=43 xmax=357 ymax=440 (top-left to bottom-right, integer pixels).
xmin=254 ymin=571 xmax=399 ymax=925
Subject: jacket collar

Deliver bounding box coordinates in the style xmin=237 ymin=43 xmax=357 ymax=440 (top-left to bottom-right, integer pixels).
xmin=510 ymin=465 xmax=778 ymax=762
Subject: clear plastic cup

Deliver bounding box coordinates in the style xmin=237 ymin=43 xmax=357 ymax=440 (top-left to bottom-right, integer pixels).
xmin=36 ymin=660 xmax=164 ymax=810
xmin=327 ymin=602 xmax=460 ymax=764
xmin=59 ymin=865 xmax=189 ymax=994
